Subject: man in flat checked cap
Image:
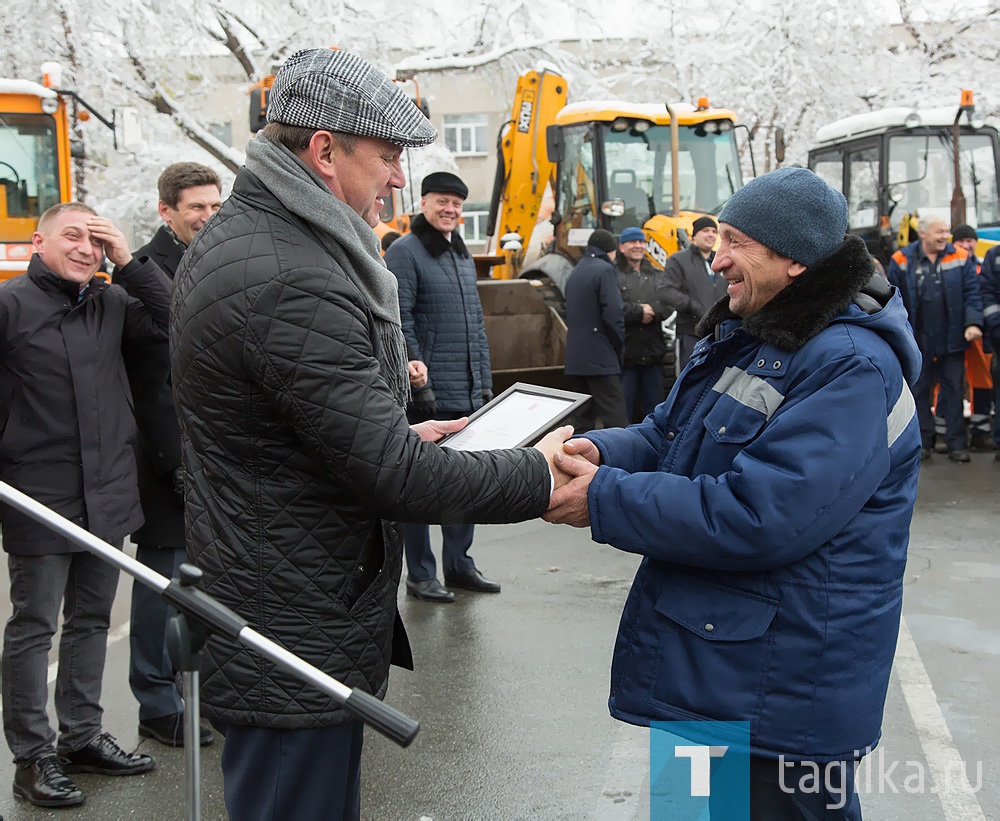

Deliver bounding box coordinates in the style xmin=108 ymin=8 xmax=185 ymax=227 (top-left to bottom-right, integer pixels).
xmin=170 ymin=48 xmax=569 ymax=819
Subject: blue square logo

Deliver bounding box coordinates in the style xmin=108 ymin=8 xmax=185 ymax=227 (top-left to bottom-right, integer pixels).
xmin=650 ymin=721 xmax=750 ymax=821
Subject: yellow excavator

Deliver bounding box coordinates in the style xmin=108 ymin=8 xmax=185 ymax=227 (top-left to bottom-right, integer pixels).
xmin=478 ymin=64 xmax=747 ymax=390
xmin=0 ymin=62 xmax=139 ymax=280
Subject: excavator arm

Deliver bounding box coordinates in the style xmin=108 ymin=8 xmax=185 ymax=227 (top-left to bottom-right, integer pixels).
xmin=484 ymin=65 xmax=567 ymax=279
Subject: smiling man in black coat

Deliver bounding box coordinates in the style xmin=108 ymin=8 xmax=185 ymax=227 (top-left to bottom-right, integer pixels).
xmin=118 ymin=162 xmax=221 ymax=749
xmin=0 ymin=203 xmax=169 ymax=807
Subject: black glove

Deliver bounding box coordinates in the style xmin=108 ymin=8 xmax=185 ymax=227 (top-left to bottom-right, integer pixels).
xmin=482 ymin=389 xmax=494 ymax=406
xmin=411 ymin=387 xmax=437 ymax=417
xmin=171 ymin=467 xmax=185 ymax=507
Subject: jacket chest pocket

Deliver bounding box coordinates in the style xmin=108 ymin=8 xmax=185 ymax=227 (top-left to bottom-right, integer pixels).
xmin=703 ymin=397 xmax=768 ymax=445
xmin=702 ymin=366 xmax=784 ymax=445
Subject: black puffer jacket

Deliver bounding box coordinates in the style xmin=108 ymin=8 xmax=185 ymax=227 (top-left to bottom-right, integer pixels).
xmin=170 ymin=170 xmax=550 ymax=729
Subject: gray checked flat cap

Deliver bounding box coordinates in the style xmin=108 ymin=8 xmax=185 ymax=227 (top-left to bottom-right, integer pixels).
xmin=267 ymin=48 xmax=437 ymax=148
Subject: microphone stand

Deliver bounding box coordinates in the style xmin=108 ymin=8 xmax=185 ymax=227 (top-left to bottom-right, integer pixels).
xmin=0 ymin=482 xmax=420 ymax=821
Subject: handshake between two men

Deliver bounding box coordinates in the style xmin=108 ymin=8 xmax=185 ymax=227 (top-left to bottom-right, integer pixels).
xmin=409 ymin=419 xmax=598 ymax=529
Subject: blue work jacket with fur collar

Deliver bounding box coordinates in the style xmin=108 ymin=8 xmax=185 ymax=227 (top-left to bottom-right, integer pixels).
xmin=583 ymin=236 xmax=922 ymax=762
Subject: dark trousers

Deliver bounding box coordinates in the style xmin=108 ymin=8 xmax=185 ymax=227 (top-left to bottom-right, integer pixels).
xmin=129 ymin=544 xmax=185 ymax=721
xmin=573 ymin=375 xmax=628 ymax=432
xmin=216 ymin=720 xmax=364 ymax=821
xmin=621 ymin=364 xmax=664 ymax=422
xmin=2 ymin=550 xmax=120 ymax=762
xmin=403 ymin=408 xmax=476 ymax=582
xmin=914 ymin=352 xmax=966 ymax=451
xmin=706 ymin=757 xmax=862 ymax=820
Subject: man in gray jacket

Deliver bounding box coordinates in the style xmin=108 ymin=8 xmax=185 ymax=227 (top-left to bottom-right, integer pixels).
xmin=662 ymin=216 xmax=728 ymax=367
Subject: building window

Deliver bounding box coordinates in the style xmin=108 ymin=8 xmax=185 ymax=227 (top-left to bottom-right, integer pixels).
xmin=444 ymin=114 xmax=489 ymax=156
xmin=459 ymin=206 xmax=489 ymax=244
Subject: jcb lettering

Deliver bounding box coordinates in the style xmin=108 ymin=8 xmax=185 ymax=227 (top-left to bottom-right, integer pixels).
xmin=518 ymin=100 xmax=534 ymax=133
xmin=647 ymin=238 xmax=668 ymax=268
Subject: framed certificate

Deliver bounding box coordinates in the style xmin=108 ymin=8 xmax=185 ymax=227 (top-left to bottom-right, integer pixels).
xmin=437 ymin=383 xmax=590 ymax=451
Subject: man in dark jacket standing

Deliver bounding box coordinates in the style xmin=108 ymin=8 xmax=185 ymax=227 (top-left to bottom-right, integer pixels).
xmin=545 ymin=168 xmax=922 ymax=819
xmin=118 ymin=162 xmax=221 ymax=748
xmin=887 ymin=218 xmax=983 ymax=462
xmin=564 ymin=228 xmax=628 ymax=430
xmin=384 ymin=171 xmax=499 ymax=602
xmin=0 ymin=203 xmax=166 ymax=807
xmin=616 ymin=226 xmax=669 ymax=421
xmin=170 ymin=48 xmax=563 ymax=821
xmin=662 ymin=215 xmax=728 ymax=368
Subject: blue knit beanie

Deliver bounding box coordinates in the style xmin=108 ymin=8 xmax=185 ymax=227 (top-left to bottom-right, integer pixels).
xmin=718 ymin=167 xmax=847 ymax=267
xmin=619 ymin=227 xmax=645 ymax=244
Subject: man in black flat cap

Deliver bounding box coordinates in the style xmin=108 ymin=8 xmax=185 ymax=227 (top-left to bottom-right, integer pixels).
xmin=384 ymin=171 xmax=500 ymax=602
xmin=171 ymin=48 xmax=569 ymax=819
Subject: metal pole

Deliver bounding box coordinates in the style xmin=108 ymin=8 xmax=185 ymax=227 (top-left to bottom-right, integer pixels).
xmin=183 ymin=671 xmax=201 ymax=821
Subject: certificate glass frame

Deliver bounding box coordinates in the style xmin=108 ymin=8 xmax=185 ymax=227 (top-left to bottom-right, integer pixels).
xmin=436 ymin=382 xmax=590 ymax=451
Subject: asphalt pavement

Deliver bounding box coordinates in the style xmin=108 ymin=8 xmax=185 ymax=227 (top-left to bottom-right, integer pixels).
xmin=0 ymin=450 xmax=995 ymax=820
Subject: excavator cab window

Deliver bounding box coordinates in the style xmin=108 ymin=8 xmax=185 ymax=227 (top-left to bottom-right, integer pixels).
xmin=557 ymin=125 xmax=598 ymax=237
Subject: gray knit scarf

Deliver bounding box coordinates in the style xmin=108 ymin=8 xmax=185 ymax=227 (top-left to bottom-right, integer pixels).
xmin=244 ymin=135 xmax=409 ymax=408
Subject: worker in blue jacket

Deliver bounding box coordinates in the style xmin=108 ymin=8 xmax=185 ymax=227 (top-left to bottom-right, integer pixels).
xmin=544 ymin=168 xmax=921 ymax=820
xmin=980 ymin=245 xmax=1000 ymax=460
xmin=886 ymin=221 xmax=983 ymax=462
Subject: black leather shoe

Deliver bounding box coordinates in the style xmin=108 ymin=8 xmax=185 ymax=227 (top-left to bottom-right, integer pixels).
xmin=406 ymin=578 xmax=455 ymax=602
xmin=139 ymin=713 xmax=215 ymax=748
xmin=13 ymin=754 xmax=84 ymax=808
xmin=445 ymin=569 xmax=501 ymax=593
xmin=947 ymin=449 xmax=972 ymax=463
xmin=920 ymin=448 xmax=932 ymax=461
xmin=60 ymin=732 xmax=155 ymax=776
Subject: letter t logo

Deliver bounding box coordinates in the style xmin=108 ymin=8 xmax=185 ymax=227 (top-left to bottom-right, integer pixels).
xmin=674 ymin=745 xmax=729 ymax=796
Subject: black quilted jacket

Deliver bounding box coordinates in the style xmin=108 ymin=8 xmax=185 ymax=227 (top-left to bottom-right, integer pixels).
xmin=170 ymin=170 xmax=550 ymax=729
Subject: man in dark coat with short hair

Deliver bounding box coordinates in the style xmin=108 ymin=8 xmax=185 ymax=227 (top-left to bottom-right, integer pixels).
xmin=0 ymin=203 xmax=167 ymax=807
xmin=564 ymin=228 xmax=628 ymax=431
xmin=384 ymin=171 xmax=499 ymax=602
xmin=662 ymin=215 xmax=728 ymax=368
xmin=116 ymin=162 xmax=221 ymax=749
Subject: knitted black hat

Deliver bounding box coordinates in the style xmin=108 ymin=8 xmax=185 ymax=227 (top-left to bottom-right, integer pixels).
xmin=691 ymin=216 xmax=718 ymax=237
xmin=951 ymin=224 xmax=978 ymax=242
xmin=588 ymin=229 xmax=618 ymax=254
